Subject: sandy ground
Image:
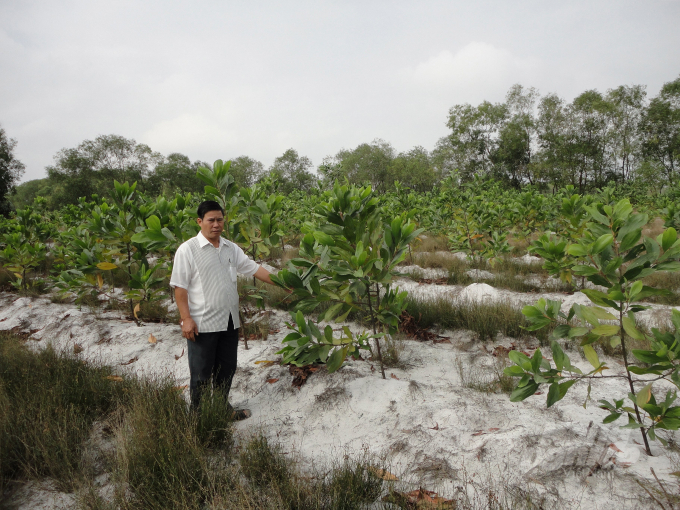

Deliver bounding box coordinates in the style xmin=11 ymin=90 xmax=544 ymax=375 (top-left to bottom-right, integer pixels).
xmin=1 ymin=271 xmax=676 ymax=508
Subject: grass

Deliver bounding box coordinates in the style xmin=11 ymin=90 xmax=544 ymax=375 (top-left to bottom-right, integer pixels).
xmin=412 ymin=235 xmax=449 ymax=252
xmin=0 ymin=331 xmax=391 ymax=510
xmin=456 ymin=354 xmax=515 ymax=394
xmin=381 ymin=333 xmax=407 ymax=368
xmin=405 ymin=296 xmax=530 ymax=341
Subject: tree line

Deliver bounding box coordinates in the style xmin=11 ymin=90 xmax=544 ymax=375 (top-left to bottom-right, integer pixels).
xmin=6 ymin=74 xmax=680 ymax=211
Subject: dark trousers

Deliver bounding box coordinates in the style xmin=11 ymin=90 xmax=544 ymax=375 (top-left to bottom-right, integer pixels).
xmin=187 ymin=315 xmax=239 ymax=409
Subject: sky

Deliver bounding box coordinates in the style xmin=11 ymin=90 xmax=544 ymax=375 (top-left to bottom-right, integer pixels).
xmin=1 ymin=0 xmax=679 ymax=183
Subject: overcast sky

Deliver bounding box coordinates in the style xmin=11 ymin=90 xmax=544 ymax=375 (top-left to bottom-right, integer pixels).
xmin=1 ymin=0 xmax=679 ymax=183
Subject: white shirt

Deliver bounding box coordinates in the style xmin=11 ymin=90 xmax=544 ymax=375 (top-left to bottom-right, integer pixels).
xmin=169 ymin=232 xmax=259 ymax=332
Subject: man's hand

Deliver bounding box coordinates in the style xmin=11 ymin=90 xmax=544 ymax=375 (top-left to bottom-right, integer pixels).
xmin=181 ymin=317 xmax=199 ymax=342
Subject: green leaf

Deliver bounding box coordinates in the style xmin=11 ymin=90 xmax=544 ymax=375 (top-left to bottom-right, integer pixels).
xmin=592 ymin=234 xmax=614 ymax=255
xmin=567 ymin=244 xmax=587 ymax=257
xmin=592 ymin=324 xmax=619 ymax=336
xmin=582 ymin=344 xmax=600 ymax=369
xmin=603 ymin=412 xmax=622 ymax=424
xmin=327 ymin=347 xmax=347 ymax=373
xmin=622 ymin=317 xmax=645 ymax=340
xmin=551 ymin=341 xmax=567 ymax=371
xmin=637 ymin=383 xmax=652 ymax=407
xmin=662 ymin=228 xmax=678 ymax=252
xmin=510 ymin=381 xmax=540 ymax=402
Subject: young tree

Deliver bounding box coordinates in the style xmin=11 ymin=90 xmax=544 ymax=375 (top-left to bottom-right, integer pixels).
xmin=0 ymin=124 xmax=26 ymax=215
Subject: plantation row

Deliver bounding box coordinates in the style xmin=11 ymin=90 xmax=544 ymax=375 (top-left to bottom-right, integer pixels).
xmin=5 ymin=160 xmax=680 ymax=456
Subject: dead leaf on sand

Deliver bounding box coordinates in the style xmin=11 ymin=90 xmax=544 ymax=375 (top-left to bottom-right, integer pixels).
xmin=105 ymin=375 xmax=123 ymax=382
xmin=608 ymin=443 xmax=623 ymax=453
xmin=383 ymin=487 xmax=455 ymax=509
xmin=73 ymin=343 xmax=84 ymax=354
xmin=255 ymin=360 xmax=277 ymax=367
xmin=369 ymin=467 xmax=398 ymax=481
xmin=289 ymin=364 xmax=319 ymax=388
xmin=148 ymin=333 xmax=157 ymax=344
xmin=173 ymin=385 xmax=188 ymax=391
xmin=390 ymin=373 xmax=400 ymax=380
xmin=174 ymin=349 xmax=185 ymax=360
xmin=429 ymin=423 xmax=440 ymax=430
xmin=133 ymin=303 xmax=141 ymax=320
xmin=120 ymin=357 xmax=138 ymax=366
xmin=267 ymin=378 xmax=279 ymax=384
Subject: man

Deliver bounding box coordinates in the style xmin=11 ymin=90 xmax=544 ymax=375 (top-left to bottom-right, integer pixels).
xmin=170 ymin=200 xmax=275 ymax=419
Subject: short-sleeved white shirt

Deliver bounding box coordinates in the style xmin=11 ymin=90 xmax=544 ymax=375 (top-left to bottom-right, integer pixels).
xmin=170 ymin=232 xmax=259 ymax=332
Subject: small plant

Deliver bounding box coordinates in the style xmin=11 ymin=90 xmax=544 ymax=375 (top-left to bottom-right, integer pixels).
xmin=507 ymin=199 xmax=680 ymax=456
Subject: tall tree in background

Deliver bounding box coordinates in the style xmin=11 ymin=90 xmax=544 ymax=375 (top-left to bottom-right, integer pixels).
xmin=640 ymin=76 xmax=680 ymax=185
xmin=47 ymin=135 xmax=163 ymax=206
xmin=606 ymin=84 xmax=647 ymax=182
xmin=322 ymin=139 xmax=396 ymax=192
xmin=266 ymin=148 xmax=315 ymax=194
xmin=390 ymin=146 xmax=436 ymax=192
xmin=144 ymin=152 xmax=206 ymax=196
xmin=229 ymin=155 xmax=264 ymax=188
xmin=0 ymin=125 xmax=26 ymax=215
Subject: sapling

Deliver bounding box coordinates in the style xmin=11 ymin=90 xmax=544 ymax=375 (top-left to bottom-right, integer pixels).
xmin=506 ymin=198 xmax=680 ymax=455
xmin=271 ymin=182 xmax=421 ymax=378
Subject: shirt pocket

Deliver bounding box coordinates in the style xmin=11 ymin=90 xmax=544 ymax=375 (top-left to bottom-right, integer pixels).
xmin=229 ymin=264 xmax=237 ymax=283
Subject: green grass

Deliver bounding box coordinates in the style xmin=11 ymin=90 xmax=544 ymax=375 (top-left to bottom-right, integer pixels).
xmin=405 ymin=296 xmax=529 ymax=341
xmin=0 ymin=331 xmax=390 ymax=510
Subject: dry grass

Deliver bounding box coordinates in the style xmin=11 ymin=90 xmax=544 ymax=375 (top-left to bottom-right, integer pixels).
xmin=412 ymin=235 xmax=449 ymax=252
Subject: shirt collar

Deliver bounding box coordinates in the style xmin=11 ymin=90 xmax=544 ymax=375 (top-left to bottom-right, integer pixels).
xmin=197 ymin=231 xmax=228 ymax=248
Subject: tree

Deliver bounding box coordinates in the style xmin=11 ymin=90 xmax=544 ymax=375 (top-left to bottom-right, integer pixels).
xmin=390 ymin=146 xmax=437 ymax=192
xmin=46 ymin=135 xmax=162 ymax=207
xmin=606 ymin=84 xmax=647 ymax=182
xmin=0 ymin=125 xmax=26 ymax=215
xmin=442 ymin=101 xmax=508 ymax=181
xmin=229 ymin=155 xmax=264 ymax=188
xmin=322 ymin=140 xmax=395 ymax=192
xmin=145 ymin=153 xmax=206 ymax=196
xmin=265 ymin=149 xmax=315 ymax=194
xmin=640 ymin=76 xmax=680 ymax=185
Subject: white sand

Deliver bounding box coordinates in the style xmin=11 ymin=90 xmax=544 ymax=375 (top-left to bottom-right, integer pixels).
xmin=1 ymin=277 xmax=676 ymax=508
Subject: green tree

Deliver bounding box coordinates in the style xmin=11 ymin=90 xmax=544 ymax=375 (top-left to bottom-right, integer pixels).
xmin=145 ymin=153 xmax=206 ymax=196
xmin=0 ymin=125 xmax=26 ymax=215
xmin=321 ymin=140 xmax=395 ymax=192
xmin=265 ymin=149 xmax=315 ymax=194
xmin=606 ymin=84 xmax=647 ymax=182
xmin=640 ymin=76 xmax=680 ymax=185
xmin=46 ymin=135 xmax=163 ymax=207
xmin=390 ymin=146 xmax=437 ymax=192
xmin=229 ymin=155 xmax=264 ymax=188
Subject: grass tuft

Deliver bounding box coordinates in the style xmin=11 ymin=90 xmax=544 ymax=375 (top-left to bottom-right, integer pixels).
xmin=406 ymin=297 xmax=529 ymax=341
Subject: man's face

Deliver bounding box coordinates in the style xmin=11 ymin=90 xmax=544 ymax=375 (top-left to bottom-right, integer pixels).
xmin=197 ymin=210 xmax=225 ymax=242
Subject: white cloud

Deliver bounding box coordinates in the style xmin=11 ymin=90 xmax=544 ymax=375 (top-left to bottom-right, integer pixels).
xmin=400 ymin=42 xmax=541 ymax=103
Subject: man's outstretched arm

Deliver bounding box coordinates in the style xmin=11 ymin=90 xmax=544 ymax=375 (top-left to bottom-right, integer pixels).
xmin=253 ymin=266 xmax=274 ymax=285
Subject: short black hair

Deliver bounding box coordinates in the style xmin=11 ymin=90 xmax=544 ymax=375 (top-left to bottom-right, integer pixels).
xmin=197 ymin=200 xmax=225 ymax=219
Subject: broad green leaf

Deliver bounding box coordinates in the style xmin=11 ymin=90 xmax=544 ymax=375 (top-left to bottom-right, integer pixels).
xmin=637 ymin=383 xmax=652 ymax=407
xmin=567 ymin=244 xmax=587 ymax=257
xmin=622 ymin=317 xmax=645 ymax=340
xmin=662 ymin=228 xmax=678 ymax=252
xmin=592 ymin=234 xmax=614 ymax=254
xmin=96 ymin=262 xmax=118 ymax=271
xmin=327 ymin=347 xmax=347 ymax=373
xmin=603 ymin=412 xmax=622 ymax=424
xmin=582 ymin=344 xmax=600 ymax=369
xmin=509 ymin=381 xmax=540 ymax=402
xmin=592 ymin=324 xmax=619 ymax=336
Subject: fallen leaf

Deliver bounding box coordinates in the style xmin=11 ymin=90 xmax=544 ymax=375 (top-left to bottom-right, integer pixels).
xmin=173 ymin=385 xmax=188 ymax=391
xmin=105 ymin=375 xmax=123 ymax=382
xmin=669 ymin=471 xmax=680 ymax=477
xmin=255 ymin=360 xmax=277 ymax=366
xmin=390 ymin=373 xmax=400 ymax=380
xmin=97 ymin=273 xmax=103 ymax=289
xmin=472 ymin=431 xmax=485 ymax=436
xmin=383 ymin=487 xmax=454 ymax=509
xmin=133 ymin=303 xmax=141 ymax=320
xmin=369 ymin=467 xmax=398 ymax=481
xmin=429 ymin=423 xmax=439 ymax=430
xmin=174 ymin=348 xmax=185 ymax=360
xmin=488 ymin=427 xmax=500 ymax=432
xmin=148 ymin=333 xmax=157 ymax=344
xmin=73 ymin=343 xmax=84 ymax=354
xmin=120 ymin=357 xmax=138 ymax=366
xmin=608 ymin=443 xmax=623 ymax=453
xmin=267 ymin=378 xmax=279 ymax=384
